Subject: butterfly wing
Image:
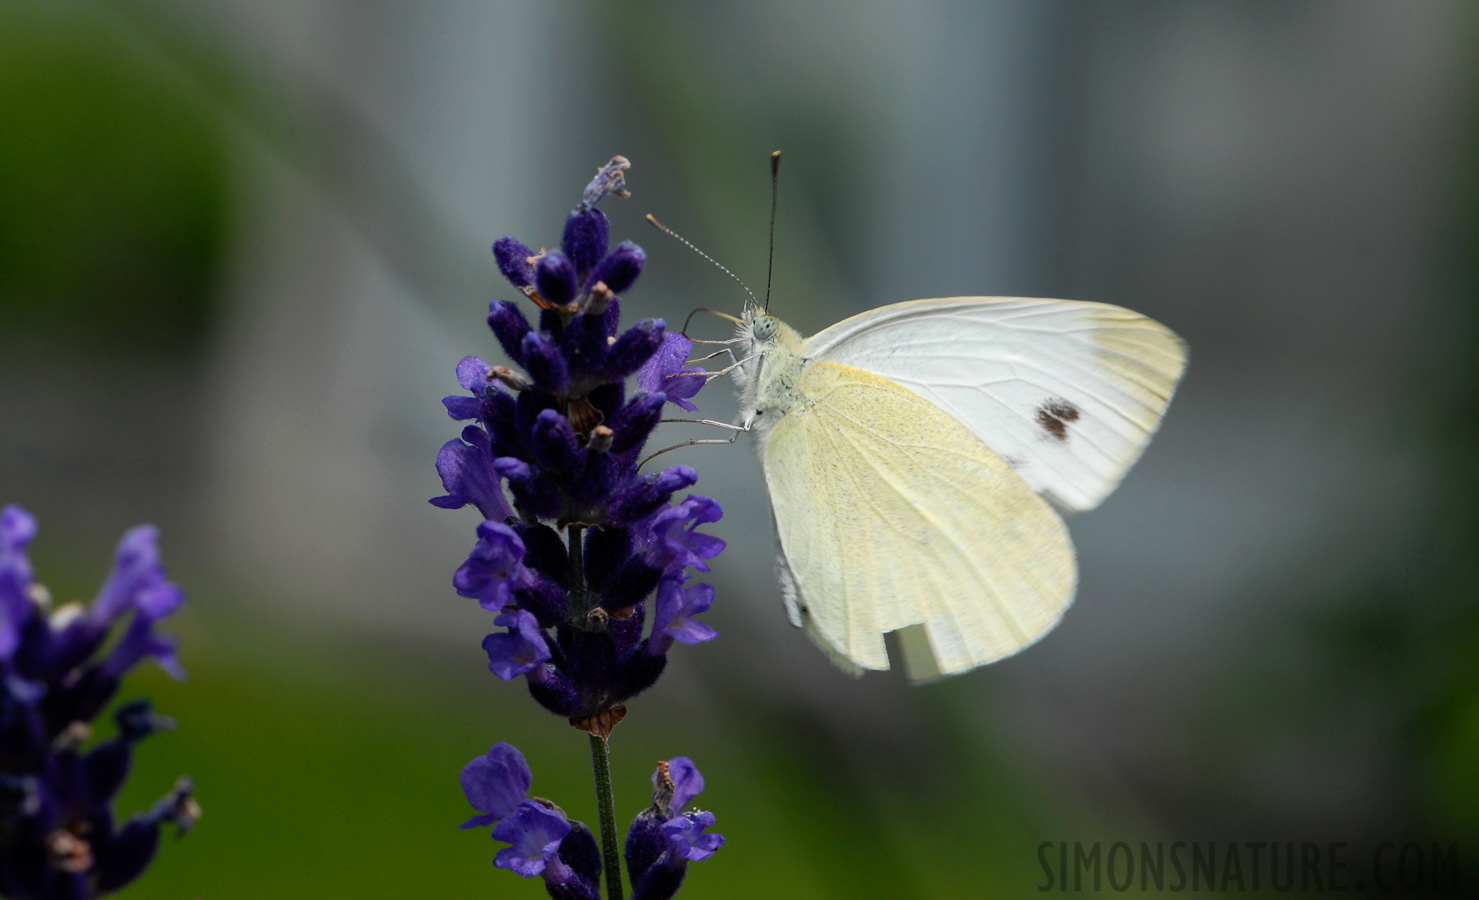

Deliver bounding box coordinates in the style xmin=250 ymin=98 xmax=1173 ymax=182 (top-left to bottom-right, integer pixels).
xmin=802 ymin=297 xmax=1187 ymax=512
xmin=762 ymin=361 xmax=1076 ymax=680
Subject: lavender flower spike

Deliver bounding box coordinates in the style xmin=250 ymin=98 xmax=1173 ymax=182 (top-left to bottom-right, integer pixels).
xmin=0 ymin=505 xmax=195 ymax=897
xmin=624 ymin=758 xmax=724 ymax=900
xmin=460 ymin=741 xmax=604 ymax=899
xmin=439 ymin=158 xmax=727 ymax=898
xmin=432 ymin=156 xmax=725 ymax=724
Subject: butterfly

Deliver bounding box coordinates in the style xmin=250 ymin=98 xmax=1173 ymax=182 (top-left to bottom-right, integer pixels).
xmin=731 ymin=296 xmax=1187 ymax=681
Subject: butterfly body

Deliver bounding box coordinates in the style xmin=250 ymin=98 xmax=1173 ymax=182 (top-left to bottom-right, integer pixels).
xmin=733 ymin=314 xmax=807 ymax=439
xmin=732 ymin=297 xmax=1186 ymax=681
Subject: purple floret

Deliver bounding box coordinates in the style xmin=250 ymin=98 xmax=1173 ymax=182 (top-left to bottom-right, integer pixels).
xmin=493 ymin=237 xmax=536 ymax=288
xmin=645 ymin=496 xmax=725 ymax=574
xmin=649 ymin=577 xmax=718 ymax=655
xmin=0 ymin=504 xmax=38 ymax=660
xmin=91 ymin=525 xmax=168 ymax=626
xmin=636 ymin=332 xmax=707 ymax=411
xmin=102 ymin=606 xmax=184 ymax=680
xmin=587 ymin=240 xmax=645 ymax=295
xmin=483 ymin=610 xmax=551 ymax=681
xmin=453 ymin=523 xmax=527 ymax=612
xmin=431 ymin=428 xmax=516 ymax=522
xmin=493 ymin=801 xmax=573 ymax=879
xmin=662 ymin=811 xmax=725 ymax=863
xmin=664 ymin=757 xmax=705 ymax=814
xmin=460 ymin=742 xmax=533 ymax=829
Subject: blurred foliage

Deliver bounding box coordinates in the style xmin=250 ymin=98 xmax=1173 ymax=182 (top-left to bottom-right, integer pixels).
xmin=1410 ymin=37 xmax=1479 ymax=845
xmin=1299 ymin=26 xmax=1479 ymax=846
xmin=1193 ymin=10 xmax=1479 ymax=864
xmin=0 ymin=3 xmax=230 ymax=354
xmin=21 ymin=527 xmax=1070 ymax=898
xmin=68 ymin=597 xmax=1066 ymax=899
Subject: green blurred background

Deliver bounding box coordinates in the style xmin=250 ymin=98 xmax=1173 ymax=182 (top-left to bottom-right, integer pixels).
xmin=3 ymin=0 xmax=1478 ymax=896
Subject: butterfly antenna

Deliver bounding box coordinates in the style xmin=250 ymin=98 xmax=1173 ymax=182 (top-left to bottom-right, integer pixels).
xmin=645 ymin=214 xmax=761 ymax=313
xmin=764 ymin=150 xmax=780 ymax=312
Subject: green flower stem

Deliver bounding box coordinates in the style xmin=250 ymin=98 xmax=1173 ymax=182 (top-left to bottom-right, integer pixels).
xmin=570 ymin=525 xmax=624 ymax=899
xmin=590 ymin=733 xmax=624 ymax=900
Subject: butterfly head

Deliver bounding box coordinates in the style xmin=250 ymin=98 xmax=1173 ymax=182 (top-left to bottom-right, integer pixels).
xmin=734 ymin=307 xmax=807 ymax=439
xmin=751 ymin=313 xmax=781 ymax=342
xmin=735 ymin=307 xmax=796 ymax=364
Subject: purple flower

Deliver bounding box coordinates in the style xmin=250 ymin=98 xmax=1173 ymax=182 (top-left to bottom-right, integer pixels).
xmin=493 ymin=801 xmax=573 ymax=879
xmin=662 ymin=757 xmax=705 ymax=815
xmin=0 ymin=504 xmax=36 ymax=572
xmin=483 ymin=610 xmax=551 ymax=681
xmin=449 ymin=355 xmax=499 ymax=411
xmin=588 ymin=241 xmax=645 ymax=295
xmin=646 ymin=496 xmax=725 ymax=574
xmin=655 ymin=771 xmax=724 ymax=866
xmin=460 ymin=742 xmax=532 ymax=829
xmin=439 ymin=158 xmax=737 ymax=899
xmin=662 ymin=810 xmax=724 ymax=863
xmin=456 ymin=743 xmax=604 ymax=897
xmin=91 ymin=525 xmax=168 ymax=626
xmin=101 ymin=614 xmax=184 ymax=681
xmin=453 ymin=522 xmax=526 ymax=612
xmin=636 ymin=333 xmax=707 ymax=411
xmin=432 ymin=427 xmax=516 ymax=523
xmin=432 ymin=156 xmax=727 ymax=724
xmin=0 ymin=506 xmax=194 ymax=895
xmin=649 ymin=577 xmax=718 ymax=655
xmin=493 ymin=237 xmax=536 ymax=289
xmin=0 ymin=504 xmax=38 ymax=660
xmin=625 ymin=758 xmax=723 ymax=898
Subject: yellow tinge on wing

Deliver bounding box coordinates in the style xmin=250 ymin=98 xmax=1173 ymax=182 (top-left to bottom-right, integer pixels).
xmin=762 ymin=361 xmax=1076 ymax=681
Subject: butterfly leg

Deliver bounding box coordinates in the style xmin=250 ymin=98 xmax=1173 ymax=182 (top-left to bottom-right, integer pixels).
xmin=686 ymin=346 xmax=740 ymax=365
xmin=659 ymin=418 xmax=747 ymax=431
xmin=638 ymin=419 xmax=750 ymax=469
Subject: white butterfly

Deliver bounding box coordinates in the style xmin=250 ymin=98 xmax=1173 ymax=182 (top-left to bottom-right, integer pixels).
xmin=731 ymin=296 xmax=1187 ymax=681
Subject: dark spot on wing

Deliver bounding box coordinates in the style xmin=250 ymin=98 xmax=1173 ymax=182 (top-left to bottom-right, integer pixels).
xmin=1035 ymin=398 xmax=1080 ymax=442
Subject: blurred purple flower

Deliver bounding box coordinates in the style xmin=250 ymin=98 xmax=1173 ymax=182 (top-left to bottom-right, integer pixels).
xmin=0 ymin=505 xmax=195 ymax=897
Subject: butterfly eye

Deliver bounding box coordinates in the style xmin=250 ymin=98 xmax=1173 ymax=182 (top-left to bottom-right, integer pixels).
xmin=753 ymin=316 xmax=779 ymax=341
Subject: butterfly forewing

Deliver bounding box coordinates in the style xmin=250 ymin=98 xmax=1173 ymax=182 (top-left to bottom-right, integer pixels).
xmin=801 ymin=298 xmax=1188 ymax=512
xmin=762 ymin=361 xmax=1077 ymax=679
